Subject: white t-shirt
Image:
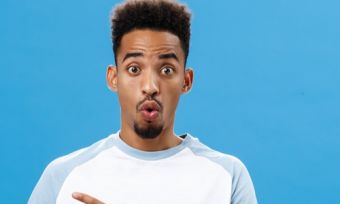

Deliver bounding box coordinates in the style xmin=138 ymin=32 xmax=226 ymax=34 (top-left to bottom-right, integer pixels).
xmin=29 ymin=131 xmax=257 ymax=204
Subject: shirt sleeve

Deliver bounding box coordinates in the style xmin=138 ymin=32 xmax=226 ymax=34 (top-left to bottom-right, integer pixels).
xmin=28 ymin=161 xmax=62 ymax=204
xmin=230 ymin=160 xmax=258 ymax=204
xmin=28 ymin=164 xmax=55 ymax=204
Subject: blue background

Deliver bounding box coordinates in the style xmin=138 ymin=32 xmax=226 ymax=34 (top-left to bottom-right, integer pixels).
xmin=1 ymin=0 xmax=339 ymax=203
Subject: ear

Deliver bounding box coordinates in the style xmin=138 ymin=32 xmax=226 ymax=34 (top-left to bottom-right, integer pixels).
xmin=106 ymin=65 xmax=118 ymax=92
xmin=182 ymin=68 xmax=194 ymax=94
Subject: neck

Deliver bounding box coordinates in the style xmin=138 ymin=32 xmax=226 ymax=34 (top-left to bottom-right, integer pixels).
xmin=119 ymin=124 xmax=182 ymax=151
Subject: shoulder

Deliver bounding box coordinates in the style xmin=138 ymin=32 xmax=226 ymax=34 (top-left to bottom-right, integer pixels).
xmin=186 ymin=134 xmax=258 ymax=204
xmin=48 ymin=134 xmax=115 ymax=173
xmin=185 ymin=134 xmax=247 ymax=176
xmin=28 ymin=134 xmax=115 ymax=204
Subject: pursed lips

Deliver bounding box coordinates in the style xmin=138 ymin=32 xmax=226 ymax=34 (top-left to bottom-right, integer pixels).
xmin=138 ymin=100 xmax=162 ymax=121
xmin=139 ymin=100 xmax=161 ymax=112
xmin=137 ymin=98 xmax=162 ymax=112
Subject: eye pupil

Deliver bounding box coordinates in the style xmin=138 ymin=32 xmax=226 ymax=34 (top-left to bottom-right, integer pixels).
xmin=163 ymin=67 xmax=173 ymax=75
xmin=128 ymin=66 xmax=139 ymax=74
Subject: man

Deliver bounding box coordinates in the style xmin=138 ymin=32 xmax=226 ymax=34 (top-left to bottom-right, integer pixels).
xmin=29 ymin=0 xmax=257 ymax=203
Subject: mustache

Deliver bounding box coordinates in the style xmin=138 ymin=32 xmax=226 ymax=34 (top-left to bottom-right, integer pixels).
xmin=136 ymin=96 xmax=163 ymax=112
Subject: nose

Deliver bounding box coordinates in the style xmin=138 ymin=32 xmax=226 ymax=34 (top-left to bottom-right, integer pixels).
xmin=141 ymin=71 xmax=159 ymax=98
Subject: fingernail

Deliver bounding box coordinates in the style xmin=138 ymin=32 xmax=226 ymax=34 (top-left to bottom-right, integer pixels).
xmin=72 ymin=192 xmax=80 ymax=198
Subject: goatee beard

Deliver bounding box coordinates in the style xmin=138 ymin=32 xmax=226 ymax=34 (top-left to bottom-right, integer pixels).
xmin=133 ymin=122 xmax=163 ymax=139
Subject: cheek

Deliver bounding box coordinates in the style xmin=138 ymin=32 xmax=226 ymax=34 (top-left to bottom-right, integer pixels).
xmin=162 ymin=81 xmax=183 ymax=111
xmin=117 ymin=75 xmax=140 ymax=109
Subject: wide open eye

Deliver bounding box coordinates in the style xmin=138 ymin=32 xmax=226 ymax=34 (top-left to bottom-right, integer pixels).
xmin=127 ymin=66 xmax=141 ymax=75
xmin=160 ymin=66 xmax=174 ymax=76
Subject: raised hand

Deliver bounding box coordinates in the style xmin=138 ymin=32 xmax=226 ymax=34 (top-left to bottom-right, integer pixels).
xmin=72 ymin=192 xmax=105 ymax=204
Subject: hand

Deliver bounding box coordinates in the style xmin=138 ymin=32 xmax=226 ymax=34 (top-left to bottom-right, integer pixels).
xmin=72 ymin=192 xmax=105 ymax=204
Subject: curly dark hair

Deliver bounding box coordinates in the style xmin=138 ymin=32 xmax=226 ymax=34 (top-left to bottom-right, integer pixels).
xmin=111 ymin=0 xmax=191 ymax=65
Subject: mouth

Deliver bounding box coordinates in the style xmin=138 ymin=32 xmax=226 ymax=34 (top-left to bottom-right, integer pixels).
xmin=139 ymin=101 xmax=161 ymax=121
xmin=146 ymin=108 xmax=154 ymax=112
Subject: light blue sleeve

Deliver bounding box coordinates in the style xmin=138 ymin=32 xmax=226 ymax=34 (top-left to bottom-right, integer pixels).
xmin=188 ymin=135 xmax=258 ymax=204
xmin=229 ymin=158 xmax=258 ymax=204
xmin=28 ymin=160 xmax=66 ymax=204
xmin=28 ymin=135 xmax=115 ymax=204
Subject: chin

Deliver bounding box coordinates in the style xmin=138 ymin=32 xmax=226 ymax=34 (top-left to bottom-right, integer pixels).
xmin=133 ymin=122 xmax=163 ymax=139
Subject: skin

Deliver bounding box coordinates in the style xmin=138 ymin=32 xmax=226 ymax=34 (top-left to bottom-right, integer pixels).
xmin=73 ymin=192 xmax=105 ymax=204
xmin=73 ymin=29 xmax=194 ymax=203
xmin=107 ymin=29 xmax=193 ymax=151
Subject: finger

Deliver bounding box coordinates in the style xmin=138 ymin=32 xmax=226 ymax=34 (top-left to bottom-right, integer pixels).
xmin=72 ymin=192 xmax=105 ymax=204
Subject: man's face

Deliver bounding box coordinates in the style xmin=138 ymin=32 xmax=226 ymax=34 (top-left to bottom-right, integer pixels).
xmin=107 ymin=29 xmax=193 ymax=139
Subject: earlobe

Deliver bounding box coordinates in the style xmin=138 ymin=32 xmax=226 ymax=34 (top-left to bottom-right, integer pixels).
xmin=106 ymin=65 xmax=118 ymax=92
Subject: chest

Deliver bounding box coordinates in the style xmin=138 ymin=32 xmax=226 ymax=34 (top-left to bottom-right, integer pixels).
xmin=56 ymin=150 xmax=232 ymax=204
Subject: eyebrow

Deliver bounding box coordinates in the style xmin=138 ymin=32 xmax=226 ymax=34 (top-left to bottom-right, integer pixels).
xmin=122 ymin=52 xmax=179 ymax=63
xmin=122 ymin=52 xmax=144 ymax=62
xmin=159 ymin=53 xmax=179 ymax=62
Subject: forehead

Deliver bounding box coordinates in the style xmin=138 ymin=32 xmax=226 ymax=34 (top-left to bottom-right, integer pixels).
xmin=117 ymin=29 xmax=185 ymax=64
